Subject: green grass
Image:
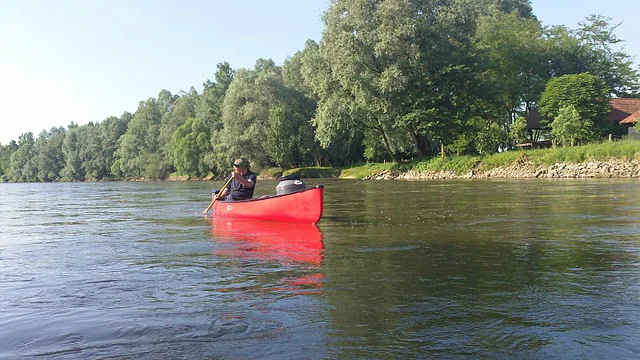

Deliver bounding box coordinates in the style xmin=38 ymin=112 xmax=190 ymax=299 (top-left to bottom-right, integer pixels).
xmin=411 ymin=140 xmax=640 ymax=175
xmin=283 ymin=166 xmax=341 ymax=178
xmin=525 ymin=140 xmax=640 ymax=167
xmin=258 ymin=167 xmax=284 ymax=179
xmin=338 ymin=162 xmax=399 ymax=178
xmin=479 ymin=151 xmax=528 ymax=171
xmin=412 ymin=155 xmax=482 ymax=175
xmin=272 ymin=140 xmax=640 ymax=179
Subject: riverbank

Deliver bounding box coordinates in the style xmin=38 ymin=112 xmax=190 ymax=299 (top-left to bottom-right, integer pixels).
xmin=280 ymin=140 xmax=640 ymax=180
xmin=159 ymin=140 xmax=640 ymax=182
xmin=366 ymin=158 xmax=640 ymax=180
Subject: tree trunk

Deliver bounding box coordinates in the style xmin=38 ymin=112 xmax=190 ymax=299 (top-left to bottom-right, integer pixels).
xmin=407 ymin=124 xmax=430 ymax=157
xmin=376 ymin=127 xmax=401 ymax=163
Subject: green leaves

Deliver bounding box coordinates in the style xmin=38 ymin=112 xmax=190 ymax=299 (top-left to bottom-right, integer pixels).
xmin=538 ymin=72 xmax=610 ymax=137
xmin=550 ymin=105 xmax=590 ymax=147
xmin=9 ymin=133 xmax=37 ymax=182
xmin=171 ymin=118 xmax=211 ymax=177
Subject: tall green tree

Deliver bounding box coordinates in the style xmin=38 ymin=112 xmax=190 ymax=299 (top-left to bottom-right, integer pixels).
xmin=115 ymin=98 xmax=164 ymax=179
xmin=198 ymin=62 xmax=234 ymax=130
xmin=157 ymin=89 xmax=179 ymax=116
xmin=61 ymin=126 xmax=84 ymax=181
xmin=10 ymin=133 xmax=37 ymax=182
xmin=198 ymin=63 xmax=235 ymax=174
xmin=171 ymin=118 xmax=211 ymax=177
xmin=576 ymin=15 xmax=639 ymax=96
xmin=497 ymin=0 xmax=535 ymax=19
xmin=320 ymin=0 xmax=487 ymax=160
xmin=216 ymin=59 xmax=315 ymax=169
xmin=98 ymin=114 xmax=130 ymax=179
xmin=298 ymin=40 xmax=365 ymax=165
xmin=543 ymin=16 xmax=639 ymax=97
xmin=538 ymin=72 xmax=611 ymax=138
xmin=159 ymin=88 xmax=199 ymax=173
xmin=0 ymin=141 xmax=18 ymax=181
xmin=474 ymin=10 xmax=546 ymax=132
xmin=35 ymin=127 xmax=66 ymax=182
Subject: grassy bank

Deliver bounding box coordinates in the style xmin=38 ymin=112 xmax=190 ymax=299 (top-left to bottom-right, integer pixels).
xmin=280 ymin=140 xmax=640 ymax=179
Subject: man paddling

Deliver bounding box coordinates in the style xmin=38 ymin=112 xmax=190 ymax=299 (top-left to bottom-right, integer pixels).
xmin=215 ymin=157 xmax=256 ymax=201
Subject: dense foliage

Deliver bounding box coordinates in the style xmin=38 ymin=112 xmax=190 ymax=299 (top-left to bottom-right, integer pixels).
xmin=1 ymin=0 xmax=638 ymax=182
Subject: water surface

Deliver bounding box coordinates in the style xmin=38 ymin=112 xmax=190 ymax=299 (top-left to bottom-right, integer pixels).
xmin=1 ymin=179 xmax=640 ymax=359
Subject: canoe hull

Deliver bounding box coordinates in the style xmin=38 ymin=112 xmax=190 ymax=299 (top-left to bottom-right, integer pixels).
xmin=212 ymin=185 xmax=324 ymax=224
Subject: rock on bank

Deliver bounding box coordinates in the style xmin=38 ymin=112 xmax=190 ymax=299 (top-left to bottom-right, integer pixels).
xmin=365 ymin=159 xmax=640 ymax=180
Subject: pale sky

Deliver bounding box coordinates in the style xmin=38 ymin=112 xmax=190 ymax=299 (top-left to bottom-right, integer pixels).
xmin=1 ymin=0 xmax=638 ymax=145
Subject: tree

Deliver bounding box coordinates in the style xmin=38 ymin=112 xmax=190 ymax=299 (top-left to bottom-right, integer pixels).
xmin=159 ymin=88 xmax=199 ymax=173
xmin=157 ymin=89 xmax=179 ymax=116
xmin=198 ymin=63 xmax=235 ymax=174
xmin=0 ymin=141 xmax=18 ymax=181
xmin=538 ymin=72 xmax=611 ymax=138
xmin=35 ymin=127 xmax=66 ymax=182
xmin=299 ymin=39 xmax=365 ymax=165
xmin=265 ymin=106 xmax=296 ymax=167
xmin=171 ymin=118 xmax=212 ymax=177
xmin=576 ymin=15 xmax=640 ymax=96
xmin=509 ymin=115 xmax=529 ymax=145
xmin=61 ymin=127 xmax=84 ymax=181
xmin=115 ymin=98 xmax=164 ymax=179
xmin=216 ymin=59 xmax=316 ymax=169
xmin=542 ymin=15 xmax=639 ymax=98
xmin=198 ymin=62 xmax=234 ymax=130
xmin=474 ymin=10 xmax=546 ymax=134
xmin=497 ymin=0 xmax=535 ymax=19
xmin=320 ymin=0 xmax=490 ymax=160
xmin=10 ymin=133 xmax=37 ymax=182
xmin=98 ymin=115 xmax=129 ymax=179
xmin=550 ymin=105 xmax=587 ymax=147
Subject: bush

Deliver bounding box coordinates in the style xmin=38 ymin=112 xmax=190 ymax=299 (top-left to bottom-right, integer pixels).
xmin=259 ymin=167 xmax=284 ymax=179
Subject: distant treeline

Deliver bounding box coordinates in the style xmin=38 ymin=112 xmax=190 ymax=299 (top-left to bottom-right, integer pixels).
xmin=1 ymin=0 xmax=639 ymax=182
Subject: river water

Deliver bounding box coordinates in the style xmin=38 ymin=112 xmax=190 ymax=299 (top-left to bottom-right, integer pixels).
xmin=1 ymin=179 xmax=640 ymax=359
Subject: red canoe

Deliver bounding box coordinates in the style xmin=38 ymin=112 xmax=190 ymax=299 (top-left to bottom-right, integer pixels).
xmin=212 ymin=185 xmax=324 ymax=224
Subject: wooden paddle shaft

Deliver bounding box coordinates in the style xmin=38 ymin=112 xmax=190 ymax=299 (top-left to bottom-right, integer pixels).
xmin=203 ymin=175 xmax=233 ymax=214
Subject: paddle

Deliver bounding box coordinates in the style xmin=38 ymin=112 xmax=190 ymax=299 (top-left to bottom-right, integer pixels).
xmin=202 ymin=175 xmax=234 ymax=214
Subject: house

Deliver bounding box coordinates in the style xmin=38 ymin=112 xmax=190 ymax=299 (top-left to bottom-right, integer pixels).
xmin=521 ymin=98 xmax=640 ymax=143
xmin=525 ymin=98 xmax=640 ymax=129
xmin=610 ymin=98 xmax=640 ymax=126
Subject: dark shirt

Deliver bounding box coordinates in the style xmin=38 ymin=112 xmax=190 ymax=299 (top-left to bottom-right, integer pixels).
xmin=227 ymin=171 xmax=257 ymax=200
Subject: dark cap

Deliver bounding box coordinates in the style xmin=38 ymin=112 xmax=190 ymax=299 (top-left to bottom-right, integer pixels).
xmin=233 ymin=157 xmax=249 ymax=168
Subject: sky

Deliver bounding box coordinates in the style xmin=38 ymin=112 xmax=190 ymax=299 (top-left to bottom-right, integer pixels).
xmin=1 ymin=0 xmax=638 ymax=145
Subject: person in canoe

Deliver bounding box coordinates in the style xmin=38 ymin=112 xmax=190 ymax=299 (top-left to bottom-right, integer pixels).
xmin=214 ymin=157 xmax=257 ymax=201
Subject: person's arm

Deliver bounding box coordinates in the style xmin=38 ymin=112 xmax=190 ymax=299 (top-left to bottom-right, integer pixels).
xmin=234 ymin=172 xmax=254 ymax=188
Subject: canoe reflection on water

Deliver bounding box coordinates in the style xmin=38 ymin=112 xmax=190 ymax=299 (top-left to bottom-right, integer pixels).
xmin=212 ymin=219 xmax=325 ymax=292
xmin=211 ymin=218 xmax=324 ymax=265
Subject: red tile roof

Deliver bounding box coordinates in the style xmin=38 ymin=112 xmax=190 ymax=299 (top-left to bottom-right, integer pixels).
xmin=609 ymin=98 xmax=640 ymax=123
xmin=522 ymin=98 xmax=640 ymax=129
xmin=620 ymin=110 xmax=640 ymax=124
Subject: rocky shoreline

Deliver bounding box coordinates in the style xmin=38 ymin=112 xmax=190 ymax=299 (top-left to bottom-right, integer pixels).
xmin=365 ymin=159 xmax=640 ymax=180
xmin=163 ymin=159 xmax=640 ymax=182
